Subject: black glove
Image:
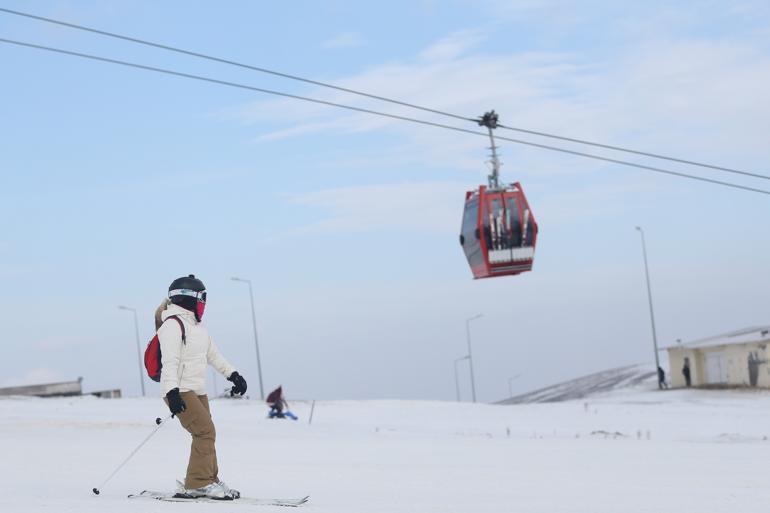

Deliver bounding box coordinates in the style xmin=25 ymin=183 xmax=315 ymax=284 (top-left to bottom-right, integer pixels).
xmin=166 ymin=388 xmax=186 ymax=415
xmin=228 ymin=371 xmax=247 ymax=396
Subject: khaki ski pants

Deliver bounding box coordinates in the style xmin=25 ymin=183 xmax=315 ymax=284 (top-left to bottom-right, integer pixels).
xmin=165 ymin=392 xmax=219 ymax=489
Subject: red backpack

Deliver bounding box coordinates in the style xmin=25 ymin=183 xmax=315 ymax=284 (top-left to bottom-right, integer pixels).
xmin=144 ymin=315 xmax=186 ymax=382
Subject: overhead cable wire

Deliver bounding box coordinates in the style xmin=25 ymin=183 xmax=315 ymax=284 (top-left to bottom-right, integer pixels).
xmin=496 ymin=123 xmax=769 ymax=181
xmin=0 ymin=6 xmax=474 ymax=124
xmin=0 ymin=6 xmax=764 ymax=182
xmin=1 ymin=37 xmax=769 ymax=197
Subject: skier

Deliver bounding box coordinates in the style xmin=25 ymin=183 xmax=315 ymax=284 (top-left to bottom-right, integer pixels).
xmin=266 ymin=386 xmax=288 ymax=418
xmin=265 ymin=386 xmax=298 ymax=420
xmin=158 ymin=274 xmax=249 ymax=500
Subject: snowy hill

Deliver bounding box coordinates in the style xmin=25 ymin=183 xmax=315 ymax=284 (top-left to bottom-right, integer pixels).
xmin=498 ymin=364 xmax=656 ymax=404
xmin=2 ymin=385 xmax=770 ymax=512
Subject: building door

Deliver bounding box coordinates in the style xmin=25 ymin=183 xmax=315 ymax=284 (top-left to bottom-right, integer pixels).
xmin=705 ymin=351 xmax=728 ymax=384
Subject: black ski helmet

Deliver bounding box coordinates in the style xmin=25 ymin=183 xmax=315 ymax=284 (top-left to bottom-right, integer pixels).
xmin=168 ymin=274 xmax=207 ymax=321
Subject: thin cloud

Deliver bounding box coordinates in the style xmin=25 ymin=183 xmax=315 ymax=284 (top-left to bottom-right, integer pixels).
xmin=418 ymin=29 xmax=486 ymax=62
xmin=286 ymin=182 xmax=467 ymax=235
xmin=0 ymin=367 xmax=63 ymax=387
xmin=233 ymin=27 xmax=769 ymax=180
xmin=225 ymin=15 xmax=770 ymax=260
xmin=238 ymin=50 xmax=590 ymax=150
xmin=254 ymin=118 xmax=359 ymax=142
xmin=323 ymin=32 xmax=364 ymax=49
xmin=0 ymin=261 xmax=56 ymax=279
xmin=282 ymin=176 xmax=648 ymax=237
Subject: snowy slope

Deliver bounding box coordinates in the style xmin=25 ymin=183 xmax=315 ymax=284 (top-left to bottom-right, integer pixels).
xmin=499 ymin=364 xmax=656 ymax=404
xmin=2 ymin=385 xmax=770 ymax=513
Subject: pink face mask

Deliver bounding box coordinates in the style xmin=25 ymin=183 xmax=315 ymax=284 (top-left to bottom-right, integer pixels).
xmin=196 ymin=300 xmax=206 ymax=321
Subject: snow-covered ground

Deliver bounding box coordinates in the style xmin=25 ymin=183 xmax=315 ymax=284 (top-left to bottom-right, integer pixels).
xmin=2 ymin=383 xmax=770 ymax=512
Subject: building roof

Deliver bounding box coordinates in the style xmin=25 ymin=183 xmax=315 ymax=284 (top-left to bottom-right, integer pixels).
xmin=665 ymin=326 xmax=770 ymax=351
xmin=0 ymin=378 xmax=83 ymax=397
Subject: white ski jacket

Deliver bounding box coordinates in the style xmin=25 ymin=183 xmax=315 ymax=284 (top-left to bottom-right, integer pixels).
xmin=158 ymin=303 xmax=236 ymax=396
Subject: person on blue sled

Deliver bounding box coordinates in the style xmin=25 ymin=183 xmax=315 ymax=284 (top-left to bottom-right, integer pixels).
xmin=266 ymin=386 xmax=297 ymax=420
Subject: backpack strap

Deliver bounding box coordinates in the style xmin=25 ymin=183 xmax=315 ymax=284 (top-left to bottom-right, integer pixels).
xmin=164 ymin=315 xmax=186 ymax=344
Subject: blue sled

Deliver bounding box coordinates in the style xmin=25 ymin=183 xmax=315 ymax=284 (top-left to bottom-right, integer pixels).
xmin=268 ymin=410 xmax=299 ymax=420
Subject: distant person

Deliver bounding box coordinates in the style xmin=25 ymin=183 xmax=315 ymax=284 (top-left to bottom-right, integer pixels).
xmin=682 ymin=358 xmax=692 ymax=387
xmin=267 ymin=385 xmax=288 ymax=418
xmin=657 ymin=366 xmax=668 ymax=389
xmin=158 ymin=274 xmax=249 ymax=499
xmin=483 ymin=225 xmax=493 ymax=251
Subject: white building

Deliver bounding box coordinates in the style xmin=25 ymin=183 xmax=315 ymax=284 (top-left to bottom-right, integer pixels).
xmin=665 ymin=326 xmax=770 ymax=388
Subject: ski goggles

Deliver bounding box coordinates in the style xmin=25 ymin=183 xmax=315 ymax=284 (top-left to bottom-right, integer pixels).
xmin=168 ymin=288 xmax=207 ymax=303
xmin=169 ymin=288 xmax=207 ymax=320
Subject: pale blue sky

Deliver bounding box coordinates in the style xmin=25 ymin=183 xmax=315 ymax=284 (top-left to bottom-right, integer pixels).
xmin=1 ymin=1 xmax=769 ymax=401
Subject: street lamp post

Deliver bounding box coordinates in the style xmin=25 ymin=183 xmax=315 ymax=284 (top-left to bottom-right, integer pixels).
xmin=507 ymin=374 xmax=521 ymax=398
xmin=465 ymin=314 xmax=483 ymax=403
xmin=118 ymin=305 xmax=145 ymax=397
xmin=231 ymin=277 xmax=265 ymax=400
xmin=635 ymin=226 xmax=662 ymax=388
xmin=454 ymin=355 xmax=470 ymax=402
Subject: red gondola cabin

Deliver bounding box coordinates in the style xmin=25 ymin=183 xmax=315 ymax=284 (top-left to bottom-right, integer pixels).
xmin=459 ymin=182 xmax=538 ymax=279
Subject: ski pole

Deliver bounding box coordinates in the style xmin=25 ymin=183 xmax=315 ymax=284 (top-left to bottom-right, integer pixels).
xmin=92 ymin=415 xmax=173 ymax=495
xmin=308 ymin=400 xmax=315 ymax=425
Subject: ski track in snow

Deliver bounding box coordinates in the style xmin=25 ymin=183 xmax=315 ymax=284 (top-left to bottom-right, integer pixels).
xmin=1 ymin=383 xmax=770 ymax=512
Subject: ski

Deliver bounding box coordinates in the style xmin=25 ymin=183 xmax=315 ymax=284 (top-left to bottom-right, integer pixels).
xmin=128 ymin=490 xmax=310 ymax=507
